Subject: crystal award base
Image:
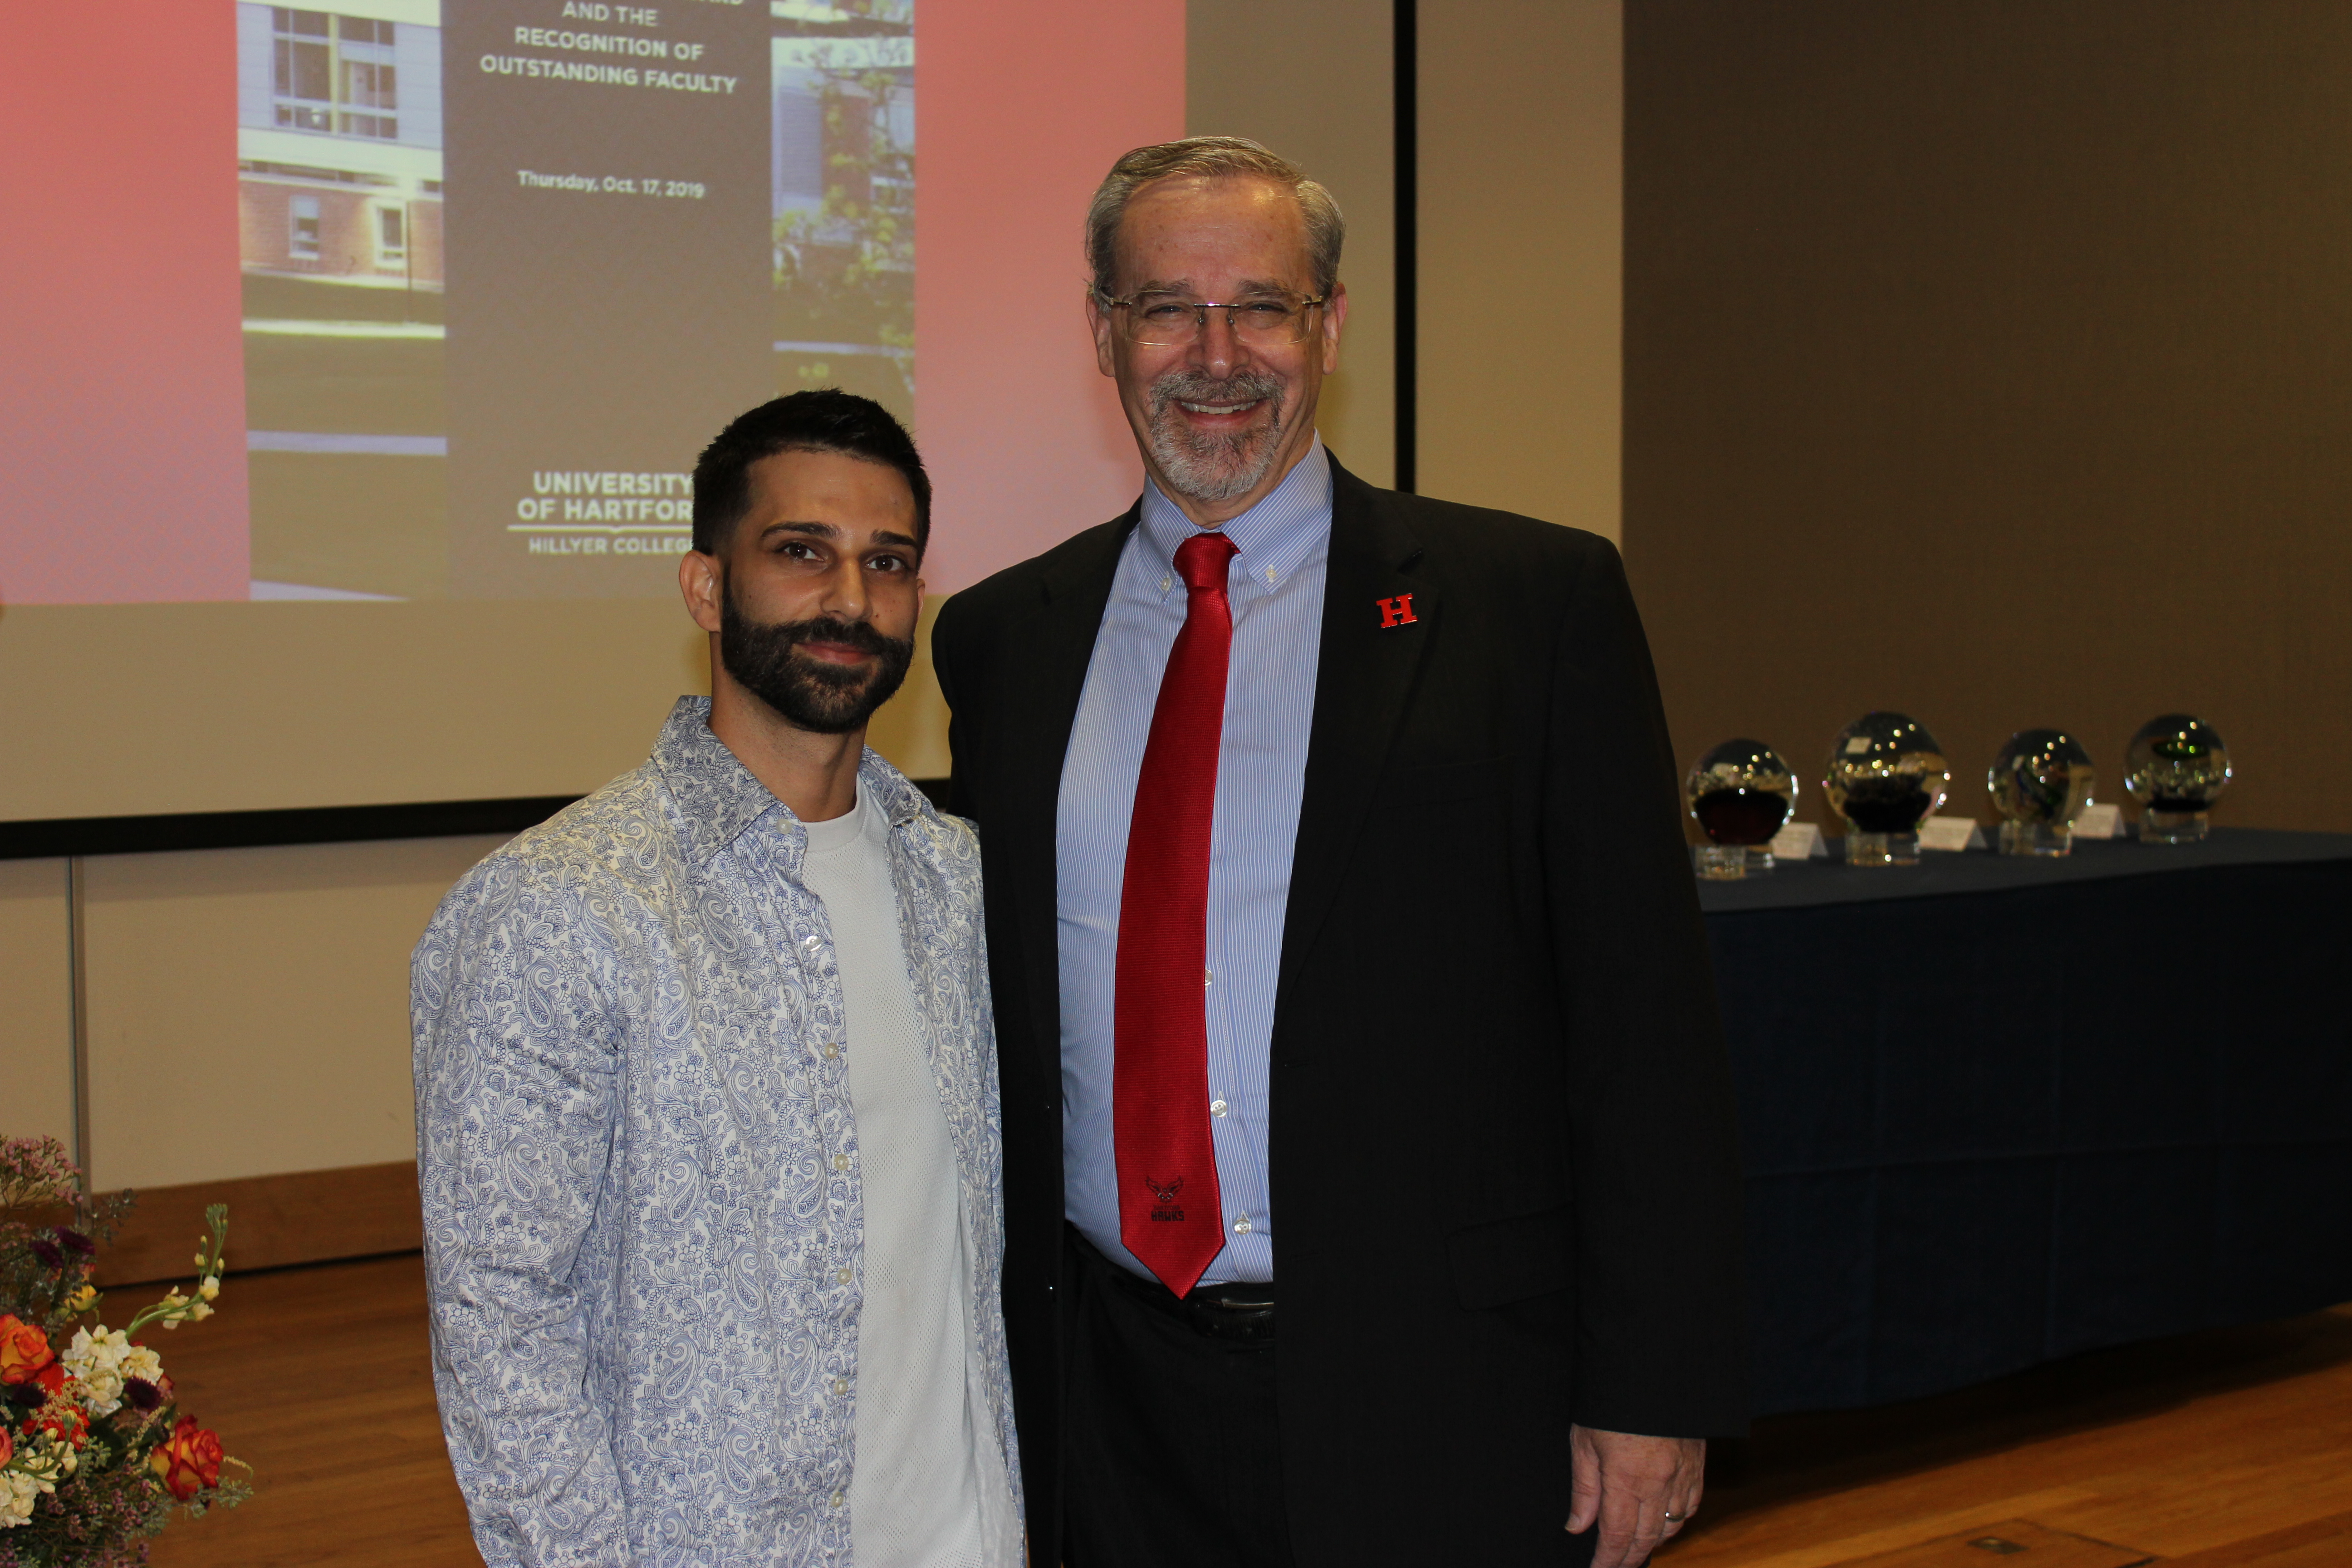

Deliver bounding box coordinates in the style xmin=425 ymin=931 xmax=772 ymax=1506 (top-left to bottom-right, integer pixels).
xmin=1845 ymin=830 xmax=1920 ymax=867
xmin=1695 ymin=844 xmax=1747 ymax=881
xmin=2140 ymin=808 xmax=2210 ymax=844
xmin=1999 ymin=821 xmax=2074 ymax=857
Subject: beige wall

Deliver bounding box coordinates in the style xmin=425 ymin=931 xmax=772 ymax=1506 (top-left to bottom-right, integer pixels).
xmin=0 ymin=838 xmax=502 ymax=1191
xmin=1418 ymin=0 xmax=1622 ymax=539
xmin=78 ymin=837 xmax=504 ymax=1190
xmin=0 ymin=859 xmax=76 ymax=1151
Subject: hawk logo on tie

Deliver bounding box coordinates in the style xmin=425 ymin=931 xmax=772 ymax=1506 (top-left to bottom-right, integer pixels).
xmin=1143 ymin=1175 xmax=1186 ymax=1221
xmin=1377 ymin=593 xmax=1418 ymax=628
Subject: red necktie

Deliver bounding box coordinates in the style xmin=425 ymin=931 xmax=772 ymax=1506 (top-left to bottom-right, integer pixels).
xmin=1114 ymin=530 xmax=1239 ymax=1297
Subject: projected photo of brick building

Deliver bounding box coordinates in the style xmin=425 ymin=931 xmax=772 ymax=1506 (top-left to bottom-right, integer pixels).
xmin=237 ymin=1 xmax=446 ymax=600
xmin=773 ymin=0 xmax=915 ymax=430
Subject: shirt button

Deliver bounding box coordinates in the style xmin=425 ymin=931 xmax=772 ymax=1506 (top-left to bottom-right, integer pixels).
xmin=1233 ymin=1218 xmax=1253 ymax=1235
xmin=1210 ymin=1099 xmax=1229 ymax=1117
xmin=1264 ymin=566 xmax=1277 ymax=582
xmin=831 ymin=1491 xmax=845 ymax=1509
xmin=804 ymin=935 xmax=820 ymax=949
xmin=822 ymin=1042 xmax=840 ymax=1059
xmin=833 ymin=1153 xmax=851 ymax=1171
xmin=836 ymin=1266 xmax=853 ymax=1284
xmin=1204 ymin=967 xmax=1213 ymax=987
xmin=832 ymin=1378 xmax=850 ymax=1396
xmin=1159 ymin=575 xmax=1172 ymax=593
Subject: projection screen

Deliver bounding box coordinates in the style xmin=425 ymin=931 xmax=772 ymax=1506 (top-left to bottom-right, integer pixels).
xmin=0 ymin=0 xmax=1184 ymax=821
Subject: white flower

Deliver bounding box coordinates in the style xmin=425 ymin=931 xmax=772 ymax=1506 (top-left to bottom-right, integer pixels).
xmin=122 ymin=1344 xmax=163 ymax=1386
xmin=63 ymin=1324 xmax=133 ymax=1416
xmin=199 ymin=1276 xmax=220 ymax=1301
xmin=4 ymin=1471 xmax=43 ymax=1525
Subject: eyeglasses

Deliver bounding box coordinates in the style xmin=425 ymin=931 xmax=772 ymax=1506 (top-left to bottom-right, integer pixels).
xmin=1096 ymin=289 xmax=1329 ymax=348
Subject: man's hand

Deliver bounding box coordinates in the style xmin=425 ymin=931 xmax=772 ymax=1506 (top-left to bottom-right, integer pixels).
xmin=1565 ymin=1424 xmax=1705 ymax=1567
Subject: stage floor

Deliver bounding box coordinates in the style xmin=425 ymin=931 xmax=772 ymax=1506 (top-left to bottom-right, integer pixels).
xmin=142 ymin=1254 xmax=2352 ymax=1566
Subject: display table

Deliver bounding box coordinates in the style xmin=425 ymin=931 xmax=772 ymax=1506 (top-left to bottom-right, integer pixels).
xmin=1699 ymin=828 xmax=2352 ymax=1414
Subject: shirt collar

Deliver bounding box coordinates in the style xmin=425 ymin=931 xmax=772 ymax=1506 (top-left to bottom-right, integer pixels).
xmin=1137 ymin=435 xmax=1333 ymax=598
xmin=651 ymin=696 xmax=928 ymax=867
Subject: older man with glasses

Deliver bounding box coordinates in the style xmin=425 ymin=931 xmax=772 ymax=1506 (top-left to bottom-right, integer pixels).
xmin=933 ymin=137 xmax=1748 ymax=1568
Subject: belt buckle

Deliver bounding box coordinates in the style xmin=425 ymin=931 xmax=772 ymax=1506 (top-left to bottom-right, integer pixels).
xmin=1185 ymin=1292 xmax=1276 ymax=1344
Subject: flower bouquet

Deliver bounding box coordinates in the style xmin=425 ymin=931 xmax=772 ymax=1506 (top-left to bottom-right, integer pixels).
xmin=0 ymin=1137 xmax=249 ymax=1566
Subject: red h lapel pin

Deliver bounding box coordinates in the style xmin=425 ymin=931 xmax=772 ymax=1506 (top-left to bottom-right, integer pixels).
xmin=1377 ymin=593 xmax=1418 ymax=628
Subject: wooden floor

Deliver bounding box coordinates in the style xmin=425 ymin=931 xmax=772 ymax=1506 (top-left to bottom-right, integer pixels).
xmin=1660 ymin=1307 xmax=2352 ymax=1568
xmin=139 ymin=1254 xmax=2352 ymax=1566
xmin=142 ymin=1254 xmax=478 ymax=1568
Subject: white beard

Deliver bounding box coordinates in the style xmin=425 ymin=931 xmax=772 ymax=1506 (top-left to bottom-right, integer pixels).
xmin=1144 ymin=372 xmax=1288 ymax=504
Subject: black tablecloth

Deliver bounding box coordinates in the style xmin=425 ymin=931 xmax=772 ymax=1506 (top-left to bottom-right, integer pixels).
xmin=1700 ymin=829 xmax=2352 ymax=1414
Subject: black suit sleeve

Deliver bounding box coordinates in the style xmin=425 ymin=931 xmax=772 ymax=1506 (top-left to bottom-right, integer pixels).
xmin=931 ymin=594 xmax=975 ymax=823
xmin=1544 ymin=537 xmax=1750 ymax=1437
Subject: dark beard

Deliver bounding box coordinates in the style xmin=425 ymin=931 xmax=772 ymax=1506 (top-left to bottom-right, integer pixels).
xmin=719 ymin=582 xmax=916 ymax=736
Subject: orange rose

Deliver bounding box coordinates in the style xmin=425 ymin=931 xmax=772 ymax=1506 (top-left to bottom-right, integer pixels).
xmin=151 ymin=1414 xmax=224 ymax=1501
xmin=0 ymin=1315 xmax=52 ymax=1386
xmin=0 ymin=1425 xmax=12 ymax=1464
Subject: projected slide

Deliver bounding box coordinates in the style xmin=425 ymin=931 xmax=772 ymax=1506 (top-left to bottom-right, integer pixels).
xmin=238 ymin=0 xmax=911 ymax=598
xmin=0 ymin=1 xmax=1176 ymax=607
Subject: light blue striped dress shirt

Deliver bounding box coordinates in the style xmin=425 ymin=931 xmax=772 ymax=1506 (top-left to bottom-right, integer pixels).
xmin=1057 ymin=440 xmax=1332 ymax=1287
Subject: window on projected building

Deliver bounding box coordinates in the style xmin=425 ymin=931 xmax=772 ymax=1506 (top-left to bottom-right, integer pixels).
xmin=288 ymin=193 xmax=321 ymax=260
xmin=271 ymin=9 xmax=399 ymax=140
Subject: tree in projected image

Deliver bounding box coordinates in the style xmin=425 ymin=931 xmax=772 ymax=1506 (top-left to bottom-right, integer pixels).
xmin=774 ymin=2 xmax=915 ymax=423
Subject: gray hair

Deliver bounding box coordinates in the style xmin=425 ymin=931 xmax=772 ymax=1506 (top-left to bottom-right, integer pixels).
xmin=1085 ymin=136 xmax=1346 ymax=300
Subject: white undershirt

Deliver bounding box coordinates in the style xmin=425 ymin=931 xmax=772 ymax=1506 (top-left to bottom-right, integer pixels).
xmin=800 ymin=790 xmax=1019 ymax=1568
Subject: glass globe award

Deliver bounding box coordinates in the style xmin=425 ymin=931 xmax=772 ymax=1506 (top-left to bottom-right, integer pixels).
xmin=1686 ymin=739 xmax=1797 ymax=880
xmin=1823 ymin=711 xmax=1949 ymax=866
xmin=2125 ymin=714 xmax=2231 ymax=843
xmin=1988 ymin=729 xmax=2096 ymax=857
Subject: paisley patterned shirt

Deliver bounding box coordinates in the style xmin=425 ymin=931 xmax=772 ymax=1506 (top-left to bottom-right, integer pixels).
xmin=413 ymin=697 xmax=1018 ymax=1568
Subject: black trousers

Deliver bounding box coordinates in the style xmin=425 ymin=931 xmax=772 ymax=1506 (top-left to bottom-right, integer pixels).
xmin=1062 ymin=1228 xmax=1296 ymax=1568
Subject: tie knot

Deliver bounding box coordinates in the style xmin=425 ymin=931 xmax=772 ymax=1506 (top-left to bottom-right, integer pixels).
xmin=1173 ymin=531 xmax=1238 ymax=592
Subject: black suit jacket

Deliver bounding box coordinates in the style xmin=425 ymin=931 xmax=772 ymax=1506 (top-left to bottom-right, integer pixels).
xmin=932 ymin=457 xmax=1749 ymax=1567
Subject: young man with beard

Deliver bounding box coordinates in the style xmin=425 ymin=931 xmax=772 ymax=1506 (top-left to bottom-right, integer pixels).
xmin=931 ymin=140 xmax=1748 ymax=1566
xmin=414 ymin=391 xmax=1021 ymax=1568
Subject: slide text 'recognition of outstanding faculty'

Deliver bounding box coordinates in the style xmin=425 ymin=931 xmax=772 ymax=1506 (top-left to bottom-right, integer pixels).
xmin=448 ymin=1 xmax=777 ymax=597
